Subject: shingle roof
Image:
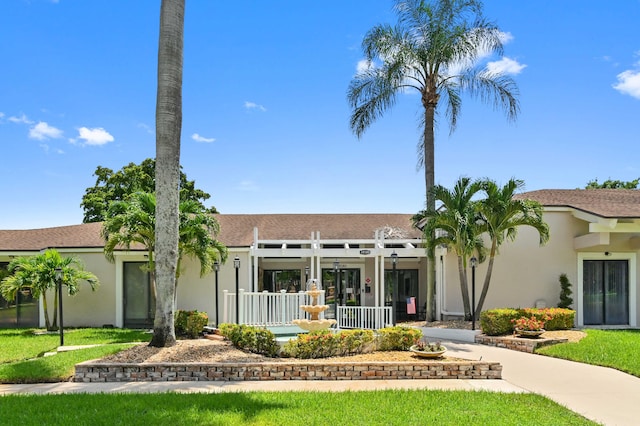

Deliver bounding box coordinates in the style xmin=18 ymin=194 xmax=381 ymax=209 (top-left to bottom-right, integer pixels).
xmin=216 ymin=214 xmax=421 ymax=247
xmin=518 ymin=189 xmax=640 ymax=219
xmin=0 ymin=222 xmax=106 ymax=251
xmin=0 ymin=214 xmax=421 ymax=251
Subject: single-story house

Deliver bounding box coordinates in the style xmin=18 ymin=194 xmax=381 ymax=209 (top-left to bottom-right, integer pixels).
xmin=1 ymin=189 xmax=639 ymax=329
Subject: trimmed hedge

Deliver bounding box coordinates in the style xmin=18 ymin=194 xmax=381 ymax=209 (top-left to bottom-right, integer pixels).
xmin=281 ymin=329 xmax=375 ymax=359
xmin=218 ymin=323 xmax=280 ymax=357
xmin=480 ymin=308 xmax=575 ymax=336
xmin=175 ymin=310 xmax=208 ymax=338
xmin=376 ymin=326 xmax=422 ymax=351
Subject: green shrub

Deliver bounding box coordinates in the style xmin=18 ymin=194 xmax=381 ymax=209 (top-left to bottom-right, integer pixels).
xmin=521 ymin=307 xmax=575 ymax=330
xmin=281 ymin=330 xmax=339 ymax=359
xmin=174 ymin=310 xmax=208 ymax=338
xmin=217 ymin=323 xmax=279 ymax=357
xmin=376 ymin=326 xmax=422 ymax=351
xmin=480 ymin=308 xmax=576 ymax=335
xmin=280 ymin=329 xmax=376 ymax=359
xmin=557 ymin=273 xmax=574 ymax=308
xmin=480 ymin=309 xmax=520 ymax=335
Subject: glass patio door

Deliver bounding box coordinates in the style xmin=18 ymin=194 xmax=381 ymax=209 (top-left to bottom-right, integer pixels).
xmin=583 ymin=260 xmax=629 ymax=325
xmin=123 ymin=262 xmax=155 ymax=328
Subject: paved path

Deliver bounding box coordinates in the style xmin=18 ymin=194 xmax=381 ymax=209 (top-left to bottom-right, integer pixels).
xmin=2 ymin=338 xmax=640 ymax=425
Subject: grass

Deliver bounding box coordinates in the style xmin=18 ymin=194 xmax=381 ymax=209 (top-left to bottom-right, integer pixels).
xmin=536 ymin=329 xmax=640 ymax=377
xmin=0 ymin=390 xmax=597 ymax=425
xmin=0 ymin=328 xmax=150 ymax=383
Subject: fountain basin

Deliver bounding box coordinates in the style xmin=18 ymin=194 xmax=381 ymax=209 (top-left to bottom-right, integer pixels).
xmin=292 ymin=318 xmax=336 ymax=332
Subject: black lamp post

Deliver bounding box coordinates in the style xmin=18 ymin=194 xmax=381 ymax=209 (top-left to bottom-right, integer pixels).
xmin=333 ymin=259 xmax=339 ymax=321
xmin=470 ymin=256 xmax=477 ymax=330
xmin=391 ymin=251 xmax=398 ymax=325
xmin=214 ymin=261 xmax=220 ymax=327
xmin=55 ymin=267 xmax=64 ymax=346
xmin=234 ymin=256 xmax=240 ymax=324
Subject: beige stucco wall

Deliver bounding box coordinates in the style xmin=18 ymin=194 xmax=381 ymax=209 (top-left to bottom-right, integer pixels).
xmin=441 ymin=211 xmax=579 ymax=315
xmin=440 ymin=210 xmax=640 ymax=327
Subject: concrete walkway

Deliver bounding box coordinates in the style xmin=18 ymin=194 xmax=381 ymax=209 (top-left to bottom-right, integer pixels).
xmin=2 ymin=339 xmax=639 ymax=425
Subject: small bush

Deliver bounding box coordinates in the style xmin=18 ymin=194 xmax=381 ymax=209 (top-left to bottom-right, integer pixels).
xmin=481 ymin=308 xmax=576 ymax=335
xmin=480 ymin=309 xmax=520 ymax=335
xmin=558 ymin=273 xmax=574 ymax=308
xmin=217 ymin=323 xmax=279 ymax=357
xmin=175 ymin=310 xmax=208 ymax=338
xmin=376 ymin=326 xmax=422 ymax=351
xmin=280 ymin=329 xmax=376 ymax=359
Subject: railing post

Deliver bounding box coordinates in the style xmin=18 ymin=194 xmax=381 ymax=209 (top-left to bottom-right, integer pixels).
xmin=261 ymin=290 xmax=267 ymax=325
xmin=222 ymin=290 xmax=228 ymax=324
xmin=239 ymin=289 xmax=245 ymax=325
xmin=280 ymin=290 xmax=286 ymax=325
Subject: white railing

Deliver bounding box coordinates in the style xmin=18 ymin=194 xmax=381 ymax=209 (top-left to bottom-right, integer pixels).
xmin=223 ymin=289 xmax=326 ymax=326
xmin=222 ymin=290 xmax=391 ymax=330
xmin=336 ymin=306 xmax=392 ymax=330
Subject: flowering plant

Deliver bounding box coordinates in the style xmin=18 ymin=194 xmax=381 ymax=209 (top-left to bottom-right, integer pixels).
xmin=413 ymin=339 xmax=445 ymax=352
xmin=511 ymin=316 xmax=546 ymax=331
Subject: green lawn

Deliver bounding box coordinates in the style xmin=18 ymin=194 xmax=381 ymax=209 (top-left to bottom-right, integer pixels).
xmin=0 ymin=328 xmax=150 ymax=383
xmin=537 ymin=329 xmax=640 ymax=377
xmin=0 ymin=390 xmax=596 ymax=425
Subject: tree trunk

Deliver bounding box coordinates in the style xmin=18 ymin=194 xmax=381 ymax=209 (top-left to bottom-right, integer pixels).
xmin=43 ymin=291 xmax=52 ymax=331
xmin=424 ymin=99 xmax=437 ymax=321
xmin=150 ymin=0 xmax=184 ymax=348
xmin=457 ymin=256 xmax=471 ymax=320
xmin=475 ymin=239 xmax=497 ymax=320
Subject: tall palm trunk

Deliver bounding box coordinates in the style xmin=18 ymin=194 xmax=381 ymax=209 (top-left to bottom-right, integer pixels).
xmin=150 ymin=0 xmax=184 ymax=347
xmin=474 ymin=239 xmax=497 ymax=320
xmin=456 ymin=256 xmax=471 ymax=319
xmin=423 ymin=90 xmax=437 ymax=321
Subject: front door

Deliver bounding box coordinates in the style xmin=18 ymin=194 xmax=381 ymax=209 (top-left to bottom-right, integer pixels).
xmin=123 ymin=262 xmax=155 ymax=328
xmin=583 ymin=260 xmax=629 ymax=325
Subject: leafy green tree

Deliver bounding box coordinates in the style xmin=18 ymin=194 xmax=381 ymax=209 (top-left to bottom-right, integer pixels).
xmin=585 ymin=178 xmax=640 ymax=189
xmin=80 ymin=158 xmax=217 ymax=223
xmin=0 ymin=249 xmax=99 ymax=331
xmin=413 ymin=177 xmax=486 ymax=319
xmin=475 ymin=178 xmax=549 ymax=318
xmin=348 ymin=0 xmax=519 ymax=320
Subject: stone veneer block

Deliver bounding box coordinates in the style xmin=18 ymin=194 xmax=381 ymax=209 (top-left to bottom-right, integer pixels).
xmin=74 ymin=359 xmax=502 ymax=383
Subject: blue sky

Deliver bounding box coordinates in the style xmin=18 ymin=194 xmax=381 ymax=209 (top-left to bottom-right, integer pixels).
xmin=1 ymin=1 xmax=639 ymax=229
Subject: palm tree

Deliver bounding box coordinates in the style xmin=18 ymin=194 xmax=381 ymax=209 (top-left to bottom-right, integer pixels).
xmin=102 ymin=192 xmax=226 ymax=318
xmin=0 ymin=249 xmax=99 ymax=330
xmin=153 ymin=0 xmax=185 ymax=347
xmin=176 ymin=200 xmax=228 ymax=301
xmin=348 ymin=0 xmax=519 ymax=320
xmin=474 ymin=178 xmax=549 ymax=318
xmin=414 ymin=177 xmax=486 ymax=319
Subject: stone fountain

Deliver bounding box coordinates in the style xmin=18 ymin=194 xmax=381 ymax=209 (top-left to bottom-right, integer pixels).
xmin=292 ymin=279 xmax=337 ymax=331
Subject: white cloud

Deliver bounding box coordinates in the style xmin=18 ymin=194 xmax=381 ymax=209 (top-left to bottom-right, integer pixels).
xmin=137 ymin=122 xmax=153 ymax=134
xmin=76 ymin=127 xmax=114 ymax=146
xmin=486 ymin=57 xmax=527 ymax=75
xmin=244 ymin=101 xmax=267 ymax=112
xmin=9 ymin=113 xmax=33 ymax=124
xmin=498 ymin=31 xmax=514 ymax=44
xmin=192 ymin=133 xmax=216 ymax=143
xmin=0 ymin=112 xmax=4 ymax=119
xmin=29 ymin=121 xmax=63 ymax=140
xmin=613 ymin=69 xmax=640 ymax=99
xmin=357 ymin=59 xmax=373 ymax=73
xmin=236 ymin=180 xmax=259 ymax=191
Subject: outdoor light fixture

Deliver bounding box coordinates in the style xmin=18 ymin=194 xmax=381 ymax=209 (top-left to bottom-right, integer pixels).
xmin=304 ymin=265 xmax=310 ymax=285
xmin=55 ymin=267 xmax=64 ymax=346
xmin=234 ymin=257 xmax=240 ymax=324
xmin=214 ymin=261 xmax=220 ymax=327
xmin=470 ymin=256 xmax=477 ymax=331
xmin=391 ymin=251 xmax=398 ymax=325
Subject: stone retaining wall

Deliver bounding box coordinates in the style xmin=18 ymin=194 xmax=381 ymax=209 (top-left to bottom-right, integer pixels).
xmin=74 ymin=360 xmax=501 ymax=382
xmin=475 ymin=334 xmax=568 ymax=353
